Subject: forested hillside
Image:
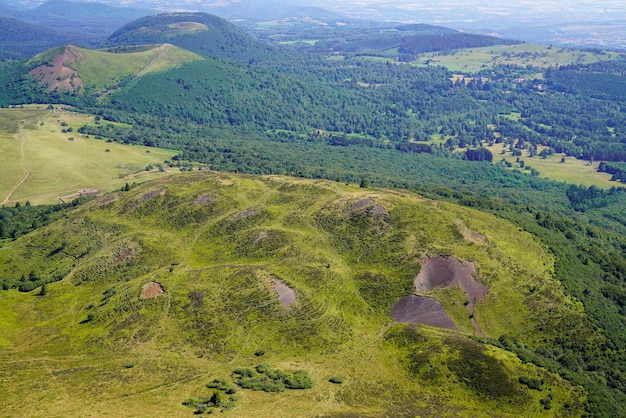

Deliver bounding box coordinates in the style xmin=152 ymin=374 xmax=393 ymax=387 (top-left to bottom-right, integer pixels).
xmin=2 ymin=11 xmax=626 ymax=416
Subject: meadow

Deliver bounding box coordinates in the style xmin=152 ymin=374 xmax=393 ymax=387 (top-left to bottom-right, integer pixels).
xmin=412 ymin=44 xmax=621 ymax=73
xmin=0 ymin=172 xmax=584 ymax=416
xmin=490 ymin=142 xmax=616 ymax=188
xmin=0 ymin=106 xmax=179 ymax=205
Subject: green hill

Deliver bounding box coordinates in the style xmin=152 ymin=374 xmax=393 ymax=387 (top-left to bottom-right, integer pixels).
xmin=105 ymin=12 xmax=279 ymax=63
xmin=27 ymin=44 xmax=204 ymax=93
xmin=0 ymin=171 xmax=593 ymax=416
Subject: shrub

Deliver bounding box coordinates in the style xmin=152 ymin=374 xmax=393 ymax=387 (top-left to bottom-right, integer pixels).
xmin=255 ymin=363 xmax=270 ymax=373
xmin=285 ymin=370 xmax=313 ymax=389
xmin=329 ymin=376 xmax=345 ymax=384
xmin=232 ymin=368 xmax=255 ymax=378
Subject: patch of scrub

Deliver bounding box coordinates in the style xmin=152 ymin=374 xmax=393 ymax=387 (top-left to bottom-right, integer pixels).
xmin=392 ymin=295 xmax=456 ymax=330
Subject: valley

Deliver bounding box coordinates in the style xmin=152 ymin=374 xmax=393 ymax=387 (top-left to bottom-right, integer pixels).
xmin=1 ymin=6 xmax=626 ymax=418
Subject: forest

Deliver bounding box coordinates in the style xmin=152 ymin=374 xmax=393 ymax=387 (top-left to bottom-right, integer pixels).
xmin=2 ymin=11 xmax=626 ymax=415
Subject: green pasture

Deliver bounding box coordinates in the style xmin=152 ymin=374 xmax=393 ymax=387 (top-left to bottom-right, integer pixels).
xmin=0 ymin=106 xmax=179 ymax=205
xmin=490 ymin=143 xmax=615 ymax=188
xmin=413 ymin=44 xmax=621 ymax=73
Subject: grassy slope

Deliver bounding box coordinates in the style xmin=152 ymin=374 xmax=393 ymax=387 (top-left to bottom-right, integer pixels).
xmin=0 ymin=171 xmax=588 ymax=416
xmin=0 ymin=106 xmax=179 ymax=205
xmin=30 ymin=44 xmax=203 ymax=90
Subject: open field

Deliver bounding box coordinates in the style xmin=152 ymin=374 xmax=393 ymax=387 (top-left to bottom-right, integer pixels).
xmin=413 ymin=44 xmax=622 ymax=73
xmin=0 ymin=106 xmax=180 ymax=205
xmin=489 ymin=142 xmax=615 ymax=188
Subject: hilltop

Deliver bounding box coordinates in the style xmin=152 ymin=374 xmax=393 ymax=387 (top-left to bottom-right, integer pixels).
xmin=105 ymin=12 xmax=279 ymax=62
xmin=0 ymin=171 xmax=587 ymax=416
xmin=27 ymin=44 xmax=203 ymax=94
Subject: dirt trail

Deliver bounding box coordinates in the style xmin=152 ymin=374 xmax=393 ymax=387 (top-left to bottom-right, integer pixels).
xmin=1 ymin=116 xmax=36 ymax=205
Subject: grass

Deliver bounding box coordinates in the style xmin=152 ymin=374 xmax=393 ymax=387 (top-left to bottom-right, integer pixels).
xmin=490 ymin=143 xmax=615 ymax=188
xmin=412 ymin=44 xmax=622 ymax=73
xmin=0 ymin=106 xmax=180 ymax=205
xmin=30 ymin=45 xmax=203 ymax=90
xmin=0 ymin=172 xmax=588 ymax=416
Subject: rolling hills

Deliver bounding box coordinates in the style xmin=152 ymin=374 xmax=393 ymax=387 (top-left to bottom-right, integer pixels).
xmin=0 ymin=171 xmax=588 ymax=416
xmin=3 ymin=10 xmax=626 ymax=416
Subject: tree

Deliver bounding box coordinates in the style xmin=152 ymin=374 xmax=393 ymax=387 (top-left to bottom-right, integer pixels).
xmin=38 ymin=284 xmax=47 ymax=296
xmin=209 ymin=391 xmax=221 ymax=406
xmin=359 ymin=178 xmax=369 ymax=188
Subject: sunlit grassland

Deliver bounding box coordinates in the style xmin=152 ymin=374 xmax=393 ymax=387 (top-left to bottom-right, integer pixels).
xmin=0 ymin=106 xmax=179 ymax=205
xmin=490 ymin=143 xmax=615 ymax=188
xmin=30 ymin=44 xmax=203 ymax=91
xmin=412 ymin=44 xmax=621 ymax=73
xmin=0 ymin=172 xmax=586 ymax=416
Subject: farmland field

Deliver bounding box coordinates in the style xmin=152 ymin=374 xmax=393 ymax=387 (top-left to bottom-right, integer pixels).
xmin=412 ymin=44 xmax=621 ymax=73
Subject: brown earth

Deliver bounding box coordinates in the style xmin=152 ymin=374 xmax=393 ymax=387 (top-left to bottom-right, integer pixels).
xmin=392 ymin=295 xmax=457 ymax=329
xmin=98 ymin=195 xmax=116 ymax=205
xmin=29 ymin=47 xmax=85 ymax=93
xmin=141 ymin=281 xmax=164 ymax=299
xmin=274 ymin=279 xmax=296 ymax=307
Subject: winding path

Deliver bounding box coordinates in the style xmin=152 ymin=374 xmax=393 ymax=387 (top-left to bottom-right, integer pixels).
xmin=1 ymin=118 xmax=33 ymax=205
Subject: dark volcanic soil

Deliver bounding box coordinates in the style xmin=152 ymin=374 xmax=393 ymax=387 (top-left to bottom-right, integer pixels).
xmin=415 ymin=256 xmax=488 ymax=309
xmin=392 ymin=295 xmax=457 ymax=330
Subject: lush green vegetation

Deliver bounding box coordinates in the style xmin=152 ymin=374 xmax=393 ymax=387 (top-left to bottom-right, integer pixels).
xmin=3 ymin=11 xmax=626 ymax=417
xmin=0 ymin=172 xmax=589 ymax=416
xmin=0 ymin=107 xmax=179 ymax=205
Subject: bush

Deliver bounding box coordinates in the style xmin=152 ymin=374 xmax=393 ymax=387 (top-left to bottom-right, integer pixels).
xmin=232 ymin=368 xmax=255 ymax=378
xmin=255 ymin=363 xmax=270 ymax=373
xmin=285 ymin=370 xmax=313 ymax=389
xmin=329 ymin=376 xmax=345 ymax=384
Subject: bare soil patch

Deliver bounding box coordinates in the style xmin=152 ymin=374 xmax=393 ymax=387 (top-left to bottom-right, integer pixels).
xmin=350 ymin=198 xmax=375 ymax=212
xmin=141 ymin=281 xmax=164 ymax=299
xmin=98 ymin=195 xmax=116 ymax=205
xmin=415 ymin=257 xmax=488 ymax=309
xmin=112 ymin=249 xmax=132 ymax=266
xmin=29 ymin=48 xmax=85 ymax=93
xmin=392 ymin=295 xmax=457 ymax=329
xmin=236 ymin=209 xmax=257 ymax=218
xmin=139 ymin=190 xmax=162 ymax=202
xmin=274 ymin=279 xmax=296 ymax=307
xmin=195 ymin=195 xmax=215 ymax=205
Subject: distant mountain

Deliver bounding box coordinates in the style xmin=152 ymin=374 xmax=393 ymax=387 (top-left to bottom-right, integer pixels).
xmin=285 ymin=7 xmax=345 ymax=20
xmin=398 ymin=32 xmax=520 ymax=56
xmin=27 ymin=43 xmax=203 ymax=94
xmin=105 ymin=12 xmax=278 ymax=63
xmin=0 ymin=0 xmax=17 ymax=17
xmin=0 ymin=16 xmax=76 ymax=58
xmin=19 ymin=0 xmax=152 ymax=44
